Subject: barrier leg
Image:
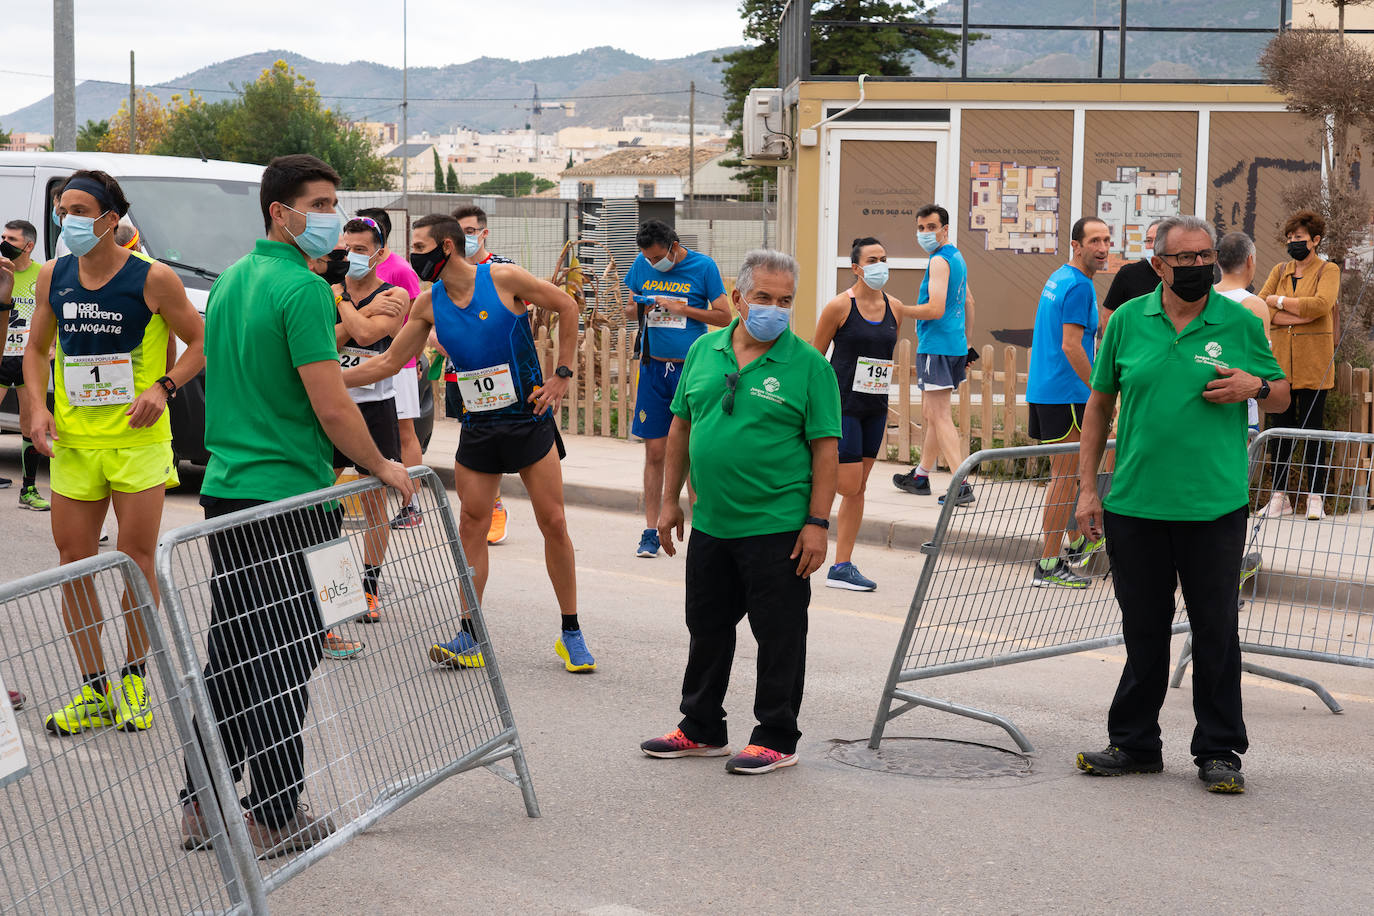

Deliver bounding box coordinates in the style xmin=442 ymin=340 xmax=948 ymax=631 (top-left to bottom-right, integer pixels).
xmin=1241 ymin=660 xmax=1344 ymax=714
xmin=1169 ymin=635 xmax=1192 ymax=688
xmin=887 ymin=688 xmax=1036 ymax=755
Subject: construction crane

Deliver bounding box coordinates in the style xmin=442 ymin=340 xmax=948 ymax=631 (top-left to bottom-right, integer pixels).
xmin=515 ymin=85 xmax=575 ymax=172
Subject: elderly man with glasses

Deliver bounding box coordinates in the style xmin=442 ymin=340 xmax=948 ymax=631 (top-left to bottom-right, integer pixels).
xmin=1073 ymin=215 xmax=1290 ymax=795
xmin=639 ymin=249 xmax=841 ymax=775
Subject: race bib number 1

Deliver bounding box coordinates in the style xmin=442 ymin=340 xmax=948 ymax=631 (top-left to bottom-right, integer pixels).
xmin=852 ymin=356 xmax=894 ymax=395
xmin=456 ymin=363 xmax=518 ymax=412
xmin=63 ymin=353 xmax=134 ymax=406
xmin=3 ymin=326 xmax=26 ymax=358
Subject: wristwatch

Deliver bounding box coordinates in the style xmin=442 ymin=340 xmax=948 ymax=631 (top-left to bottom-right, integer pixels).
xmin=1256 ymin=378 xmax=1271 ymax=400
xmin=805 ymin=516 xmax=830 ymax=529
xmin=155 ymin=375 xmax=178 ymax=398
xmin=555 ymin=365 xmax=573 ymax=379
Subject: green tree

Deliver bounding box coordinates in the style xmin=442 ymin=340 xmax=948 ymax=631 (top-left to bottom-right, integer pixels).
xmin=433 ymin=149 xmax=444 ymax=191
xmin=469 ymin=171 xmax=554 ymax=196
xmin=76 ymin=119 xmax=110 ymax=152
xmin=0 ymin=123 xmax=11 ymax=146
xmin=155 ymin=94 xmax=232 ymax=160
xmin=446 ymin=162 xmax=460 ymax=192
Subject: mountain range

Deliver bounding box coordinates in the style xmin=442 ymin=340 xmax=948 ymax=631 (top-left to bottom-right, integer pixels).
xmin=2 ymin=47 xmax=733 ymax=136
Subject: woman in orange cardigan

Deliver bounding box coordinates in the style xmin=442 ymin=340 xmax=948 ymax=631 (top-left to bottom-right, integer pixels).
xmin=1257 ymin=210 xmax=1341 ymax=520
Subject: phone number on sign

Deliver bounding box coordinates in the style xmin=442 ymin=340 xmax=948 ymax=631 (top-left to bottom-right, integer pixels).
xmin=862 ymin=208 xmax=914 ymax=216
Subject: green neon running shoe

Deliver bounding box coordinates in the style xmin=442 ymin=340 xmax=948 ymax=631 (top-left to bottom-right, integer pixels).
xmin=18 ymin=486 xmax=50 ymax=511
xmin=113 ymin=673 xmax=153 ymax=732
xmin=44 ymin=684 xmax=115 ymax=736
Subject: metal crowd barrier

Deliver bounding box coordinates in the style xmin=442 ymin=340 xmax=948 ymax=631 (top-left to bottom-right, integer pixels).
xmin=156 ymin=467 xmax=539 ymax=911
xmin=1171 ymin=428 xmax=1374 ymax=710
xmin=0 ymin=552 xmax=247 ymax=915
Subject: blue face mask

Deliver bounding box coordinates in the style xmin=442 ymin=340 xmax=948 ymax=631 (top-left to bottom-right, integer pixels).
xmin=743 ymin=303 xmax=791 ymax=342
xmin=61 ymin=212 xmax=112 ymax=257
xmin=651 ymin=244 xmax=677 ymax=273
xmin=283 ymin=204 xmax=344 ymax=259
xmin=861 ymin=262 xmax=889 ymax=290
xmin=464 ymin=232 xmax=482 ymax=259
xmin=917 ymin=231 xmax=939 ymax=253
xmin=51 ymin=208 xmax=62 ymax=229
xmin=346 ymin=250 xmax=375 ymax=280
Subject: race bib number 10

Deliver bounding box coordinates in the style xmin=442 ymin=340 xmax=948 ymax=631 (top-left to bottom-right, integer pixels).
xmin=63 ymin=353 xmax=135 ymax=406
xmin=456 ymin=363 xmax=518 ymax=412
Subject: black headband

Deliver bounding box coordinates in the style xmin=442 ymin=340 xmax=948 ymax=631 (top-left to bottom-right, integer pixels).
xmin=63 ymin=177 xmax=117 ymax=213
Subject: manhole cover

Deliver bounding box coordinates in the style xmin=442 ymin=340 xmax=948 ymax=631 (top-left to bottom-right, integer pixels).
xmin=827 ymin=737 xmax=1032 ymax=779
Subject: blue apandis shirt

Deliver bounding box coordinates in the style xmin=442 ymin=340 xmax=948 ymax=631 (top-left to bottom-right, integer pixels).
xmin=623 ymin=248 xmax=727 ymax=361
xmin=1027 ymin=263 xmax=1099 ymax=404
xmin=916 ymin=243 xmax=968 ymax=356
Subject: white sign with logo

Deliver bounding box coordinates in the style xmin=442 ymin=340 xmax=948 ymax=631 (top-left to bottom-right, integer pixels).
xmin=0 ymin=670 xmax=28 ymax=788
xmin=304 ymin=537 xmax=371 ymax=628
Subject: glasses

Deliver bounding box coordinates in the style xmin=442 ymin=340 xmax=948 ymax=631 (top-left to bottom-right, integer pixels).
xmin=722 ymin=372 xmax=740 ymax=415
xmin=352 ymin=216 xmax=380 ymax=229
xmin=1157 ymin=248 xmax=1217 ymax=267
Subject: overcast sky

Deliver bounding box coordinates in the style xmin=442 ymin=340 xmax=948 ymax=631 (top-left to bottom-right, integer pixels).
xmin=4 ymin=0 xmax=748 ymax=118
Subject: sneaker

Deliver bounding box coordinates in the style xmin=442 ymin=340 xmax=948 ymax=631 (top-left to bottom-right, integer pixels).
xmin=389 ymin=504 xmax=423 ymax=530
xmin=1075 ymin=745 xmax=1164 ymax=776
xmin=825 ymin=562 xmax=877 ymax=591
xmin=938 ymin=482 xmax=975 ymax=507
xmin=113 ymin=672 xmax=153 ymax=732
xmin=1064 ymin=534 xmax=1105 ymax=567
xmin=246 ymin=805 xmax=337 ymax=860
xmin=181 ymin=801 xmax=215 ymax=851
xmin=1258 ymin=492 xmax=1292 ymax=518
xmin=488 ymin=499 xmax=508 ymax=545
xmin=640 ymin=727 xmax=731 ymax=758
xmin=428 ymin=631 xmax=485 ymax=669
xmin=1032 ymin=558 xmax=1091 ymax=588
xmin=636 ymin=528 xmax=660 ymax=558
xmin=1198 ymin=759 xmax=1246 ymax=794
xmin=322 ymin=632 xmax=364 ymax=660
xmin=1239 ymin=552 xmax=1262 ymax=587
xmin=18 ymin=486 xmax=50 ymax=511
xmin=725 ymin=744 xmax=798 ymax=775
xmin=44 ymin=683 xmax=114 ymax=736
xmin=555 ymin=628 xmax=596 ymax=672
xmin=7 ymin=688 xmax=25 ymax=710
xmin=0 ymin=476 xmax=10 ymax=489
xmin=357 ymin=592 xmax=381 ymax=625
xmin=1305 ymin=493 xmax=1327 ymax=520
xmin=892 ymin=469 xmax=932 ymax=495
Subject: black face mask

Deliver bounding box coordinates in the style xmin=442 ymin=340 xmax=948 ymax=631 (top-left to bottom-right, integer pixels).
xmin=0 ymin=239 xmax=23 ymax=260
xmin=317 ymin=249 xmax=349 ymax=285
xmin=409 ymin=245 xmax=449 ymax=283
xmin=1167 ymin=263 xmax=1215 ymax=303
xmin=1287 ymin=240 xmax=1311 ymax=261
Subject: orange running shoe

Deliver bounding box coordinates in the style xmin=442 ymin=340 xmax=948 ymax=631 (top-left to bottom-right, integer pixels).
xmin=322 ymin=632 xmax=364 ymax=660
xmin=488 ymin=499 xmax=508 ymax=545
xmin=356 ymin=592 xmax=381 ymax=624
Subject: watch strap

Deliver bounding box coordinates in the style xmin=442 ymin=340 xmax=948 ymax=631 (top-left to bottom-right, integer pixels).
xmin=805 ymin=515 xmax=830 ymax=529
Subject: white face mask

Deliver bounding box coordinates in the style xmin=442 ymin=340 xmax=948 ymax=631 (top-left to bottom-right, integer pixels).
xmin=651 ymin=243 xmax=677 ymax=273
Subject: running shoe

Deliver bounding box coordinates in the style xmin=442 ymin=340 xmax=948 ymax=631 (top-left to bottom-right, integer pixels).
xmin=1064 ymin=534 xmax=1105 ymax=567
xmin=938 ymin=482 xmax=975 ymax=507
xmin=1198 ymin=759 xmax=1246 ymax=794
xmin=429 ymin=631 xmax=485 ymax=668
xmin=555 ymin=628 xmax=596 ymax=672
xmin=322 ymin=632 xmax=364 ymax=660
xmin=1305 ymin=493 xmax=1327 ymax=520
xmin=636 ymin=528 xmax=660 ymax=558
xmin=181 ymin=801 xmax=216 ymax=851
xmin=357 ymin=592 xmax=381 ymax=625
xmin=488 ymin=499 xmax=508 ymax=545
xmin=0 ymin=476 xmax=10 ymax=489
xmin=390 ymin=504 xmax=423 ymax=529
xmin=1032 ymin=558 xmax=1091 ymax=588
xmin=1239 ymin=552 xmax=1262 ymax=587
xmin=7 ymin=689 xmax=25 ymax=710
xmin=18 ymin=486 xmax=50 ymax=511
xmin=44 ymin=683 xmax=114 ymax=736
xmin=640 ymin=727 xmax=730 ymax=758
xmin=1257 ymin=492 xmax=1292 ymax=518
xmin=892 ymin=469 xmax=932 ymax=495
xmin=113 ymin=672 xmax=153 ymax=731
xmin=1075 ymin=745 xmax=1164 ymax=776
xmin=825 ymin=562 xmax=877 ymax=591
xmin=725 ymin=744 xmax=798 ymax=775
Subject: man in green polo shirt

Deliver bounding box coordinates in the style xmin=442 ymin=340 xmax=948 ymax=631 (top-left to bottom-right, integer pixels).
xmin=179 ymin=154 xmax=414 ymax=859
xmin=639 ymin=248 xmax=840 ymax=776
xmin=1073 ymin=215 xmax=1288 ymax=795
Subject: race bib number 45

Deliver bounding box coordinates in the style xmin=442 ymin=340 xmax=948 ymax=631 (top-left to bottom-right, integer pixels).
xmin=3 ymin=326 xmax=27 ymax=358
xmin=456 ymin=363 xmax=518 ymax=412
xmin=852 ymin=356 xmax=894 ymax=395
xmin=63 ymin=353 xmax=134 ymax=406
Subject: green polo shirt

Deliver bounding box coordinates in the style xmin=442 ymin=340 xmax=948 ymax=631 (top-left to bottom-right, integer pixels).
xmin=202 ymin=239 xmax=340 ymax=501
xmin=1092 ymin=289 xmax=1283 ymax=521
xmin=671 ymin=319 xmax=842 ymax=539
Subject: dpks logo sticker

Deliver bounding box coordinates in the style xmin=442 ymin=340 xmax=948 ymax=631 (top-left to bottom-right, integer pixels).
xmin=304 ymin=537 xmax=370 ymax=628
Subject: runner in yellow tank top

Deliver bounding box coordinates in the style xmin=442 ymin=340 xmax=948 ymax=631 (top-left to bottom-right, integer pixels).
xmin=18 ymin=170 xmax=205 ymax=737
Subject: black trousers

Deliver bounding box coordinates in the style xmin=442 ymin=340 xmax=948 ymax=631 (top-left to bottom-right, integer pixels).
xmin=679 ymin=529 xmax=810 ymax=755
xmin=181 ymin=497 xmax=340 ymax=829
xmin=1268 ymin=387 xmax=1329 ymax=495
xmin=1103 ymin=507 xmax=1249 ymax=768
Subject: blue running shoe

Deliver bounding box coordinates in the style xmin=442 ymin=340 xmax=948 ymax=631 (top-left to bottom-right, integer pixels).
xmin=555 ymin=628 xmax=596 ymax=673
xmin=636 ymin=528 xmax=660 ymax=558
xmin=825 ymin=562 xmax=877 ymax=591
xmin=938 ymin=482 xmax=975 ymax=507
xmin=428 ymin=631 xmax=485 ymax=669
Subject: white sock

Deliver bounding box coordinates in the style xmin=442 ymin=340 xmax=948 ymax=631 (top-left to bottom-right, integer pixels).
xmin=915 ymin=465 xmax=931 ymax=477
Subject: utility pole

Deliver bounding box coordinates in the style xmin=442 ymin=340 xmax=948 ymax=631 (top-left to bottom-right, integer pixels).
xmin=52 ymin=0 xmax=76 ymax=151
xmin=688 ymin=80 xmax=696 ymax=213
xmin=401 ymin=0 xmax=409 ymax=218
xmin=129 ymin=51 xmax=136 ymax=154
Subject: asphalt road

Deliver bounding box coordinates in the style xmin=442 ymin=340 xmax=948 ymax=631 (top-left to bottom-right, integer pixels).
xmin=2 ymin=438 xmax=1372 ymax=914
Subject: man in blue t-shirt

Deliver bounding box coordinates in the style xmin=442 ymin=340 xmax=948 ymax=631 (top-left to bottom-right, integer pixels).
xmin=622 ymin=219 xmax=730 ymax=558
xmin=1027 ymin=216 xmax=1111 ymax=587
xmin=892 ymin=204 xmax=977 ymax=507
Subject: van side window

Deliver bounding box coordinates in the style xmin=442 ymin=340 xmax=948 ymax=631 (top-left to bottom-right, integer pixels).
xmin=44 ymin=178 xmax=67 ymax=260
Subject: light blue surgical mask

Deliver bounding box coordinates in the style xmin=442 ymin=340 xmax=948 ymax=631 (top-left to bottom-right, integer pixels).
xmin=61 ymin=211 xmax=112 ymax=258
xmin=282 ymin=204 xmax=344 ymax=259
xmin=464 ymin=232 xmax=482 ymax=259
xmin=51 ymin=208 xmax=62 ymax=229
xmin=651 ymin=243 xmax=677 ymax=273
xmin=346 ymin=251 xmax=375 ymax=280
xmin=917 ymin=231 xmax=940 ymax=253
xmin=743 ymin=303 xmax=791 ymax=342
xmin=1143 ymin=247 xmax=1154 ymax=261
xmin=861 ymin=262 xmax=889 ymax=290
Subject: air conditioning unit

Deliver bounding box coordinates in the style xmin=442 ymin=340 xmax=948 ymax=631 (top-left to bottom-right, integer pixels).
xmin=743 ymin=88 xmax=789 ymax=160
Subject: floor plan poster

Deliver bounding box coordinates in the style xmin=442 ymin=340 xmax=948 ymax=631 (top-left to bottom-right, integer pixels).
xmin=968 ymin=161 xmax=1060 ymax=253
xmin=1096 ymin=167 xmax=1181 ymax=269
